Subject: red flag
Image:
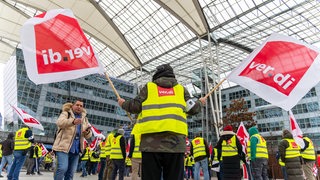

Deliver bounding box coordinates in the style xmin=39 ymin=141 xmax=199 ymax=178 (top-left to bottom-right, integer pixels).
xmin=89 ymin=137 xmax=102 ymax=151
xmin=313 ymin=163 xmax=318 ymax=177
xmin=40 ymin=143 xmax=49 ymax=156
xmin=242 ymin=163 xmax=249 ymax=180
xmin=88 ymin=123 xmax=105 ymax=139
xmin=21 ymin=9 xmax=103 ymax=85
xmin=289 ymin=110 xmax=305 ymax=148
xmin=227 ymin=33 xmax=320 ymax=111
xmin=126 ymin=138 xmax=130 ymax=155
xmin=236 ymin=122 xmax=249 ymax=154
xmin=209 ymin=142 xmax=213 ymax=156
xmin=11 ymin=105 xmax=44 ymax=130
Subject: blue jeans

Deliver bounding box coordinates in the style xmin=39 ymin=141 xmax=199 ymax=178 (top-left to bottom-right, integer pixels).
xmin=98 ymin=158 xmax=106 ymax=180
xmin=0 ymin=154 xmax=13 ymax=175
xmin=54 ymin=151 xmax=80 ymax=180
xmin=81 ymin=161 xmax=88 ymax=176
xmin=194 ymin=158 xmax=209 ymax=180
xmin=8 ymin=150 xmax=27 ymax=180
xmin=111 ymin=159 xmax=125 ymax=180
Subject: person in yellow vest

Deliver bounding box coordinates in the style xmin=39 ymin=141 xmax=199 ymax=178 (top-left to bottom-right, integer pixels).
xmin=191 ymin=134 xmax=210 ymax=180
xmin=44 ymin=152 xmax=53 ymax=171
xmin=211 ymin=146 xmax=221 ymax=180
xmin=88 ymin=146 xmax=100 ymax=175
xmin=110 ymin=129 xmax=126 ymax=180
xmin=276 ymin=151 xmax=288 ymax=180
xmin=216 ymin=125 xmax=245 ymax=180
xmin=301 ymin=136 xmax=316 ymax=180
xmin=247 ymin=126 xmax=269 ymax=179
xmin=103 ymin=128 xmax=117 ymax=180
xmin=8 ymin=126 xmax=34 ymax=180
xmin=185 ymin=153 xmax=194 ymax=180
xmin=278 ymin=129 xmax=304 ymax=180
xmin=31 ymin=142 xmax=43 ymax=175
xmin=118 ymin=63 xmax=205 ymax=180
xmin=80 ymin=144 xmax=90 ymax=177
xmin=98 ymin=138 xmax=108 ymax=180
xmin=125 ymin=156 xmax=132 ymax=177
xmin=128 ymin=127 xmax=142 ymax=180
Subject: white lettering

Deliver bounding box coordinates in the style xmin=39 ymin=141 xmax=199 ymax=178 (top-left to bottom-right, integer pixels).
xmin=274 ymin=73 xmax=290 ymax=86
xmin=42 ymin=45 xmax=92 ymax=65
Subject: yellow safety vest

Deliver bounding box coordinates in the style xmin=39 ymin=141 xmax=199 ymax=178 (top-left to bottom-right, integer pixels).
xmin=33 ymin=145 xmax=42 ymax=158
xmin=278 ymin=159 xmax=285 ymax=166
xmin=247 ymin=140 xmax=251 ymax=159
xmin=110 ymin=135 xmax=124 ymax=160
xmin=44 ymin=154 xmax=53 ymax=163
xmin=126 ymin=157 xmax=132 ymax=166
xmin=284 ymin=138 xmax=301 ymax=159
xmin=99 ymin=141 xmax=107 ymax=158
xmin=213 ymin=148 xmax=219 ymax=161
xmin=106 ymin=133 xmax=114 ymax=156
xmin=222 ymin=135 xmax=238 ymax=157
xmin=248 ymin=134 xmax=268 ymax=159
xmin=137 ymin=82 xmax=187 ymax=135
xmin=186 ymin=156 xmax=193 ymax=167
xmin=81 ymin=147 xmax=90 ymax=161
xmin=301 ymin=137 xmax=316 ymax=160
xmin=132 ymin=134 xmax=142 ymax=159
xmin=191 ymin=137 xmax=206 ymax=158
xmin=90 ymin=151 xmax=100 ymax=162
xmin=14 ymin=127 xmax=31 ymax=150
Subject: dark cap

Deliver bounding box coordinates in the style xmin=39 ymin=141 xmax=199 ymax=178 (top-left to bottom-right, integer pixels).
xmin=152 ymin=64 xmax=175 ymax=81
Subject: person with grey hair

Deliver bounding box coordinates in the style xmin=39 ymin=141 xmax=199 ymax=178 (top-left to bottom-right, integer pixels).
xmin=278 ymin=129 xmax=304 ymax=180
xmin=110 ymin=129 xmax=126 ymax=180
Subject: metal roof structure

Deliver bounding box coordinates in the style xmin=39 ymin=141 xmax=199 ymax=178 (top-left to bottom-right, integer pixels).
xmin=0 ymin=0 xmax=319 ymax=90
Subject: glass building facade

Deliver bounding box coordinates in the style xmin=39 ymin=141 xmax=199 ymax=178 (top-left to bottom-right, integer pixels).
xmin=3 ymin=48 xmax=137 ymax=141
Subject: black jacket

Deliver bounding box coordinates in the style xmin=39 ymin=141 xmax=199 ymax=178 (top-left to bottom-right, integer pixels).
xmin=0 ymin=132 xmax=14 ymax=156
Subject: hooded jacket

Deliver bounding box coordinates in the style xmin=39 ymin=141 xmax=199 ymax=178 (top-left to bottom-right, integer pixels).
xmin=278 ymin=130 xmax=294 ymax=162
xmin=248 ymin=126 xmax=259 ymax=160
xmin=0 ymin=132 xmax=14 ymax=156
xmin=121 ymin=77 xmax=203 ymax=153
xmin=52 ymin=103 xmax=92 ymax=154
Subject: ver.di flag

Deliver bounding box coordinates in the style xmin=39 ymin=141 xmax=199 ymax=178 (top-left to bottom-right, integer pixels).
xmin=40 ymin=143 xmax=49 ymax=156
xmin=236 ymin=122 xmax=249 ymax=154
xmin=11 ymin=105 xmax=44 ymax=131
xmin=21 ymin=9 xmax=104 ymax=84
xmin=289 ymin=110 xmax=305 ymax=149
xmin=88 ymin=123 xmax=105 ymax=139
xmin=227 ymin=33 xmax=320 ymax=111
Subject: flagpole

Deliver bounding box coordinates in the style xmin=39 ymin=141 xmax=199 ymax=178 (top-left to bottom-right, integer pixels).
xmin=203 ymin=78 xmax=226 ymax=99
xmin=104 ymin=72 xmax=134 ymax=122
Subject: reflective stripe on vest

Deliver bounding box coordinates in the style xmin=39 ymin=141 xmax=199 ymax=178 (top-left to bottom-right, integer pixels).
xmin=284 ymin=138 xmax=301 ymax=158
xmin=222 ymin=135 xmax=238 ymax=157
xmin=81 ymin=147 xmax=90 ymax=161
xmin=110 ymin=135 xmax=124 ymax=159
xmin=301 ymin=137 xmax=315 ymax=160
xmin=213 ymin=148 xmax=219 ymax=161
xmin=14 ymin=127 xmax=31 ymax=150
xmin=251 ymin=134 xmax=268 ymax=159
xmin=191 ymin=137 xmax=206 ymax=158
xmin=100 ymin=141 xmax=107 ymax=158
xmin=247 ymin=140 xmax=251 ymax=159
xmin=137 ymin=82 xmax=187 ymax=135
xmin=187 ymin=156 xmax=193 ymax=166
xmin=132 ymin=134 xmax=142 ymax=159
xmin=126 ymin=157 xmax=132 ymax=166
xmin=106 ymin=133 xmax=114 ymax=156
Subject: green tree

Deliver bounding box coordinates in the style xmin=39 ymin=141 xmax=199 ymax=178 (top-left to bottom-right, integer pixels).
xmin=222 ymin=98 xmax=256 ymax=130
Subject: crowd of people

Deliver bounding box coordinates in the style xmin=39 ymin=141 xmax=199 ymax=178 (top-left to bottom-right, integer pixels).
xmin=0 ymin=63 xmax=320 ymax=180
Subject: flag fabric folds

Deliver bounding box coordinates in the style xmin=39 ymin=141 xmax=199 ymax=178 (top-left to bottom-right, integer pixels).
xmin=289 ymin=110 xmax=305 ymax=149
xmin=236 ymin=122 xmax=249 ymax=154
xmin=11 ymin=105 xmax=44 ymax=130
xmin=227 ymin=33 xmax=320 ymax=111
xmin=40 ymin=143 xmax=49 ymax=156
xmin=21 ymin=9 xmax=104 ymax=85
xmin=88 ymin=123 xmax=105 ymax=139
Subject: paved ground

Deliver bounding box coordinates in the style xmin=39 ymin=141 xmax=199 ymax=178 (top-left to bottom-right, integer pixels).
xmin=1 ymin=168 xmax=221 ymax=180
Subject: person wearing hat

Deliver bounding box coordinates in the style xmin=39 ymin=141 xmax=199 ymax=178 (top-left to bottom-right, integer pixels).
xmin=110 ymin=129 xmax=126 ymax=180
xmin=215 ymin=125 xmax=245 ymax=180
xmin=278 ymin=129 xmax=304 ymax=180
xmin=118 ymin=63 xmax=206 ymax=180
